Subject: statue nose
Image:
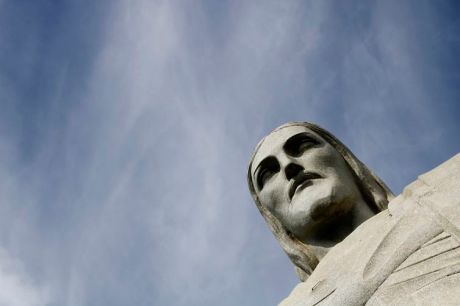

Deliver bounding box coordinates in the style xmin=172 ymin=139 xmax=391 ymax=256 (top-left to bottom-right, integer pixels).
xmin=285 ymin=163 xmax=304 ymax=180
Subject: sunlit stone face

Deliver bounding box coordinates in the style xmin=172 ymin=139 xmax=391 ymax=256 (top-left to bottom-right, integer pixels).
xmin=251 ymin=125 xmax=363 ymax=241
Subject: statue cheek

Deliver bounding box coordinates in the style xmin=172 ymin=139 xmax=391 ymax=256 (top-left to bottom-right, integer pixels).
xmin=258 ymin=190 xmax=276 ymax=212
xmin=314 ymin=146 xmax=342 ymax=166
xmin=259 ymin=187 xmax=285 ymax=215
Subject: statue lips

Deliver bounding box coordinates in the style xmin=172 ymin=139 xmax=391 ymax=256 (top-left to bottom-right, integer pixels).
xmin=288 ymin=172 xmax=322 ymax=201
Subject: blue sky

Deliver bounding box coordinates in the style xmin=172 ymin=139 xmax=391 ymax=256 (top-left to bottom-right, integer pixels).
xmin=0 ymin=1 xmax=460 ymax=305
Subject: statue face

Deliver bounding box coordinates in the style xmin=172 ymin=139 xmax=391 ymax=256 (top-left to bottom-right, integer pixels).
xmin=251 ymin=126 xmax=363 ymax=241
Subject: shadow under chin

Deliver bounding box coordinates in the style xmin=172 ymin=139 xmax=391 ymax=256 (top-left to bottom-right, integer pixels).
xmin=309 ymin=204 xmax=356 ymax=245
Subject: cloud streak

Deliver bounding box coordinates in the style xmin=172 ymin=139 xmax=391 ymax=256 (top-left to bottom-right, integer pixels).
xmin=0 ymin=0 xmax=459 ymax=305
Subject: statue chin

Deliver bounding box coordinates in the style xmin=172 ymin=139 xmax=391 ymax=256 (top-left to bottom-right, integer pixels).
xmin=285 ymin=185 xmax=361 ymax=244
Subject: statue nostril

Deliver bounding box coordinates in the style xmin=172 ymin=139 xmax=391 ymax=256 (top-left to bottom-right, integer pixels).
xmin=285 ymin=163 xmax=304 ymax=180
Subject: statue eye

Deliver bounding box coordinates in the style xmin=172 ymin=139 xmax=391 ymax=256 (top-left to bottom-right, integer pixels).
xmin=284 ymin=133 xmax=320 ymax=157
xmin=256 ymin=157 xmax=280 ymax=190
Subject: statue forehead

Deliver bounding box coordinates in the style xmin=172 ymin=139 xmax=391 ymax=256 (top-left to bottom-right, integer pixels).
xmin=252 ymin=125 xmax=315 ymax=173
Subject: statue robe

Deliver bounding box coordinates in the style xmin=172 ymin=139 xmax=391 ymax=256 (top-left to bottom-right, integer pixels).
xmin=281 ymin=153 xmax=460 ymax=305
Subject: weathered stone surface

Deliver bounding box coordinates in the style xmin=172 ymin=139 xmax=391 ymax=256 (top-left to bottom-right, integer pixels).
xmin=248 ymin=122 xmax=394 ymax=281
xmin=247 ymin=122 xmax=460 ymax=305
xmin=280 ymin=153 xmax=460 ymax=305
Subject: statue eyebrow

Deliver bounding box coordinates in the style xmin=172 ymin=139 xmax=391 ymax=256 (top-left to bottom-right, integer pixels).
xmin=283 ymin=132 xmax=318 ymax=151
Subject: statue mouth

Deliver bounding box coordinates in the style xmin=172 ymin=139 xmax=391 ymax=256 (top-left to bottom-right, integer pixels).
xmin=288 ymin=172 xmax=321 ymax=201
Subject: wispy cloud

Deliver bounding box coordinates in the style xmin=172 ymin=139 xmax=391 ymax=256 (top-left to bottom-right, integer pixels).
xmin=0 ymin=248 xmax=48 ymax=306
xmin=0 ymin=1 xmax=459 ymax=305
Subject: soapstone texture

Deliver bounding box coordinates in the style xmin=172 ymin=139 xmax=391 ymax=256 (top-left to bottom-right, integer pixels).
xmin=248 ymin=122 xmax=394 ymax=281
xmin=247 ymin=122 xmax=460 ymax=305
xmin=280 ymin=153 xmax=460 ymax=305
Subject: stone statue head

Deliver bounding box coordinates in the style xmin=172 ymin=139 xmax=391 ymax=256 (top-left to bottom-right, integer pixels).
xmin=247 ymin=122 xmax=394 ymax=281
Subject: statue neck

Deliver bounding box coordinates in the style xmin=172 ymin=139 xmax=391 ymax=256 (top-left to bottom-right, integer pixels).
xmin=303 ymin=198 xmax=375 ymax=260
